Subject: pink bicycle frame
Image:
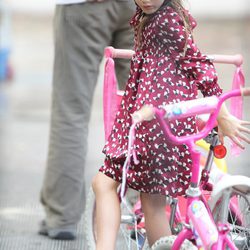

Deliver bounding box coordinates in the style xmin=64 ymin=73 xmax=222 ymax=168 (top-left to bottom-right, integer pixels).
xmin=151 ymin=88 xmax=250 ymax=249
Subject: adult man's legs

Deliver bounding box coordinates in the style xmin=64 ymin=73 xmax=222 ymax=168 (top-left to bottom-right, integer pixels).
xmin=40 ymin=3 xmax=111 ymax=239
xmin=40 ymin=1 xmax=135 ymax=240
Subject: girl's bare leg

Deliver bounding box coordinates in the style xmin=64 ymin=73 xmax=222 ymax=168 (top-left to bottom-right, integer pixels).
xmin=140 ymin=193 xmax=171 ymax=247
xmin=92 ymin=172 xmax=120 ymax=250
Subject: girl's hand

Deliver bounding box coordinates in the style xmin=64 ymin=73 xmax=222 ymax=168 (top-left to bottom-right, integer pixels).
xmin=217 ymin=112 xmax=250 ymax=149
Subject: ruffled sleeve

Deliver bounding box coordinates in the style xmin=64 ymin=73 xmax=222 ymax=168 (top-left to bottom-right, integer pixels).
xmin=175 ymin=55 xmax=222 ymax=97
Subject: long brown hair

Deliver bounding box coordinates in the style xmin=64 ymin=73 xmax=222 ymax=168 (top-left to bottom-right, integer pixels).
xmin=136 ymin=0 xmax=192 ymax=53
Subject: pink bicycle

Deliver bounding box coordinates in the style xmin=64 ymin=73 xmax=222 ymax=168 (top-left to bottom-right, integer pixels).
xmin=131 ymin=87 xmax=250 ymax=250
xmin=84 ymin=48 xmax=250 ymax=250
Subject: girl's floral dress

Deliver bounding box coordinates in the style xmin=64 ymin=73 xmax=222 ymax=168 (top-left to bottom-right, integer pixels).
xmin=99 ymin=6 xmax=222 ymax=197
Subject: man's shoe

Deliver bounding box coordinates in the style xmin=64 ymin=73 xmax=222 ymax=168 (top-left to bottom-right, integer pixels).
xmin=38 ymin=220 xmax=48 ymax=236
xmin=38 ymin=220 xmax=77 ymax=240
xmin=48 ymin=228 xmax=77 ymax=240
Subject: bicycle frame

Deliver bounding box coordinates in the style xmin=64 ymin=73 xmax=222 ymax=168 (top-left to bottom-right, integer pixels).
xmin=130 ymin=132 xmax=227 ymax=240
xmin=167 ymin=132 xmax=226 ymax=235
xmin=144 ymin=88 xmax=250 ymax=250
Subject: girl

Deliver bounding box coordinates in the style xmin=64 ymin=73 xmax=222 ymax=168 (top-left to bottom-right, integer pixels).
xmin=92 ymin=0 xmax=250 ymax=249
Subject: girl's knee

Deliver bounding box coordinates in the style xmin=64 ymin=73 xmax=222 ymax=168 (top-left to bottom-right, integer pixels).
xmin=92 ymin=173 xmax=102 ymax=194
xmin=140 ymin=193 xmax=166 ymax=211
xmin=92 ymin=172 xmax=118 ymax=195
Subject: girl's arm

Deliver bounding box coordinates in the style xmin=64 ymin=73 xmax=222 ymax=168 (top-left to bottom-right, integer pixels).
xmin=217 ymin=103 xmax=250 ymax=149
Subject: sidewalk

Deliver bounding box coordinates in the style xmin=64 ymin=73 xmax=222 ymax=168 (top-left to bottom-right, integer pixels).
xmin=0 ymin=13 xmax=249 ymax=250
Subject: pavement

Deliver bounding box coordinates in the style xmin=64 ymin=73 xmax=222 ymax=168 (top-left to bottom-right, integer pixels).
xmin=0 ymin=13 xmax=249 ymax=250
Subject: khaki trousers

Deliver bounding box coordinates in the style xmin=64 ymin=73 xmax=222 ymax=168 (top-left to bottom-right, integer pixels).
xmin=40 ymin=0 xmax=135 ymax=228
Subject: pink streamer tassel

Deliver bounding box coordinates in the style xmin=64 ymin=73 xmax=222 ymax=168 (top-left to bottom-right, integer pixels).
xmin=103 ymin=57 xmax=119 ymax=141
xmin=230 ymin=66 xmax=245 ymax=156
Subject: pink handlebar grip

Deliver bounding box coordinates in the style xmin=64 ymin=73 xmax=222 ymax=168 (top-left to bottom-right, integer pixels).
xmin=242 ymin=87 xmax=250 ymax=96
xmin=104 ymin=46 xmax=134 ymax=59
xmin=207 ymin=54 xmax=243 ymax=67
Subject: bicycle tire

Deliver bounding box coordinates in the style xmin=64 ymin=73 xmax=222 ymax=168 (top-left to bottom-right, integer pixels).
xmin=211 ymin=187 xmax=250 ymax=249
xmin=84 ymin=187 xmax=149 ymax=250
xmin=151 ymin=235 xmax=198 ymax=250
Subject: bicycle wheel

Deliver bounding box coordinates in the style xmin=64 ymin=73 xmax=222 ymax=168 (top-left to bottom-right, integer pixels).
xmin=84 ymin=187 xmax=149 ymax=250
xmin=151 ymin=235 xmax=198 ymax=250
xmin=211 ymin=187 xmax=250 ymax=249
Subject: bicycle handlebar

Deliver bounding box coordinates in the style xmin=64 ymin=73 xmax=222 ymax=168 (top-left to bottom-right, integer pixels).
xmin=104 ymin=47 xmax=243 ymax=66
xmin=104 ymin=46 xmax=134 ymax=59
xmin=132 ymin=88 xmax=250 ymax=145
xmin=207 ymin=54 xmax=243 ymax=67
